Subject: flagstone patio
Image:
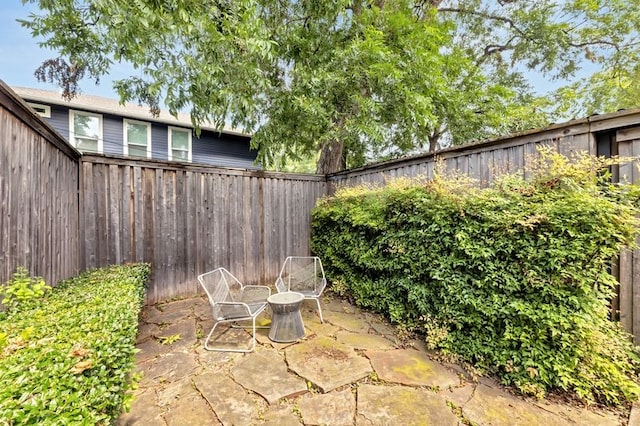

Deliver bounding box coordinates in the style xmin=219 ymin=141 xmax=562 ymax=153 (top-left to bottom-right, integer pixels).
xmin=117 ymin=293 xmax=632 ymax=425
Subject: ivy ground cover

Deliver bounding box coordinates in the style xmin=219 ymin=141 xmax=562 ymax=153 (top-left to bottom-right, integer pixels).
xmin=311 ymin=149 xmax=640 ymax=405
xmin=0 ymin=263 xmax=150 ymax=424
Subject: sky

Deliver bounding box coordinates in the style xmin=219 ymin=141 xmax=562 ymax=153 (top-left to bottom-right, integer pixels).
xmin=0 ymin=0 xmax=127 ymax=99
xmin=0 ymin=1 xmax=593 ymax=103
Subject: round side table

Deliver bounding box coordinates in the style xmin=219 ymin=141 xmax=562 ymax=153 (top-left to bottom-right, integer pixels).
xmin=267 ymin=292 xmax=305 ymax=343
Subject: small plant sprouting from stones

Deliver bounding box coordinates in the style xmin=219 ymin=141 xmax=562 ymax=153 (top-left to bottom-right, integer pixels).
xmin=158 ymin=334 xmax=181 ymax=345
xmin=2 ymin=267 xmax=51 ymax=311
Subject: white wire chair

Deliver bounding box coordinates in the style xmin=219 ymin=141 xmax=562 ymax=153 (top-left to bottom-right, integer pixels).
xmin=197 ymin=267 xmax=271 ymax=352
xmin=275 ymin=256 xmax=327 ymax=323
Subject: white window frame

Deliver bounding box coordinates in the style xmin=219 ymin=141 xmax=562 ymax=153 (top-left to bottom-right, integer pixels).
xmin=123 ymin=119 xmax=152 ymax=158
xmin=69 ymin=109 xmax=103 ymax=153
xmin=27 ymin=102 xmax=51 ymax=118
xmin=168 ymin=127 xmax=192 ymax=162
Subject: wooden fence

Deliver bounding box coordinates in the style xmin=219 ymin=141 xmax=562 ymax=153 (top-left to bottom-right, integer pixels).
xmin=4 ymin=76 xmax=640 ymax=339
xmin=80 ymin=155 xmax=328 ymax=303
xmin=0 ymin=82 xmax=81 ymax=291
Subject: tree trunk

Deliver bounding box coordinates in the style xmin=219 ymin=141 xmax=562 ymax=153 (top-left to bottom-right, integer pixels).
xmin=428 ymin=131 xmax=440 ymax=153
xmin=316 ymin=140 xmax=345 ymax=174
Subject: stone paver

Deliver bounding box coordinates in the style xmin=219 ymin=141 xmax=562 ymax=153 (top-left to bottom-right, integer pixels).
xmin=156 ymin=319 xmax=197 ymax=352
xmin=135 ymin=338 xmax=170 ymax=364
xmin=193 ymin=372 xmax=264 ymax=426
xmin=366 ymin=349 xmax=459 ymax=388
xmin=335 ymin=330 xmax=396 ymax=350
xmin=533 ymin=399 xmax=622 ymax=425
xmin=461 ymin=384 xmax=567 ymax=426
xmin=138 ymin=352 xmax=199 ymax=387
xmin=232 ymin=350 xmax=307 ymax=404
xmin=630 ymin=403 xmax=640 ymax=426
xmin=117 ymin=389 xmax=162 ymax=425
xmin=119 ymin=294 xmax=635 ymax=426
xmin=156 ymin=377 xmax=193 ymax=407
xmin=262 ymin=405 xmax=302 ymax=425
xmin=162 ymin=381 xmax=220 ymax=426
xmin=297 ymin=389 xmax=356 ymax=426
xmin=286 ymin=336 xmax=373 ymax=393
xmin=136 ymin=322 xmax=160 ymax=344
xmin=326 ymin=310 xmax=372 ymax=333
xmin=356 ymin=384 xmax=458 ymax=426
xmin=145 ymin=304 xmax=191 ymax=325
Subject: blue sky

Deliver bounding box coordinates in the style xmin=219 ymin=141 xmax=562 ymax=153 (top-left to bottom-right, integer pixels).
xmin=0 ymin=1 xmax=124 ymax=98
xmin=1 ymin=1 xmax=592 ymax=102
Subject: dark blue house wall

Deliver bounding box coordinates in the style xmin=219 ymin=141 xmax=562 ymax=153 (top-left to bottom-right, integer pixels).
xmin=193 ymin=131 xmax=258 ymax=169
xmin=37 ymin=103 xmax=257 ymax=169
xmin=103 ymin=113 xmax=123 ymax=156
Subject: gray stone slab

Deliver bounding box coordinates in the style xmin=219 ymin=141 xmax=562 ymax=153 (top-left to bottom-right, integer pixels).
xmin=194 ymin=372 xmax=263 ymax=426
xmin=630 ymin=402 xmax=640 ymax=426
xmin=145 ymin=301 xmax=192 ymax=325
xmin=323 ymin=297 xmax=357 ymax=313
xmin=194 ymin=344 xmax=243 ymax=368
xmin=136 ymin=322 xmax=160 ymax=344
xmin=157 ymin=298 xmax=196 ymax=314
xmin=326 ymin=310 xmax=372 ymax=334
xmin=297 ymin=389 xmax=356 ymax=426
xmin=193 ymin=296 xmax=212 ymax=320
xmin=443 ymin=383 xmax=476 ymax=407
xmin=366 ymin=349 xmax=459 ymax=388
xmin=156 ymin=319 xmax=197 ymax=352
xmin=533 ymin=399 xmax=622 ymax=426
xmin=157 ymin=377 xmax=193 ymax=407
xmin=138 ymin=352 xmax=199 ymax=387
xmin=356 ymin=384 xmax=458 ymax=426
xmin=135 ymin=338 xmax=170 ymax=364
xmin=162 ymin=379 xmax=220 ymax=426
xmin=116 ymin=389 xmax=163 ymax=426
xmin=261 ymin=405 xmax=302 ymax=425
xmin=303 ymin=320 xmax=341 ymax=338
xmin=286 ymin=336 xmax=372 ymax=393
xmin=231 ymin=350 xmax=308 ymax=404
xmin=462 ymin=384 xmax=566 ymax=426
xmin=335 ymin=330 xmax=396 ymax=350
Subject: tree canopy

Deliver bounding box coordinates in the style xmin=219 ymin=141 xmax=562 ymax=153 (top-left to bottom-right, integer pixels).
xmin=20 ymin=0 xmax=640 ymax=173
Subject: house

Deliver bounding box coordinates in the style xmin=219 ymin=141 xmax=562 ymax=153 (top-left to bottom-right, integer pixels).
xmin=12 ymin=87 xmax=259 ymax=169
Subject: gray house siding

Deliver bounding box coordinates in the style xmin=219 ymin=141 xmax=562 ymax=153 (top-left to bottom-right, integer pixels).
xmin=49 ymin=105 xmax=69 ymax=138
xmin=103 ymin=113 xmax=123 ymax=156
xmin=29 ymin=103 xmax=257 ymax=168
xmin=193 ymin=131 xmax=257 ymax=168
xmin=152 ymin=123 xmax=168 ymax=159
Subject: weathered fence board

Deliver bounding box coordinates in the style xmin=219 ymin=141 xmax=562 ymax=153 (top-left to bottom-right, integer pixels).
xmin=79 ymin=156 xmax=328 ymax=304
xmin=0 ymin=83 xmax=81 ymax=290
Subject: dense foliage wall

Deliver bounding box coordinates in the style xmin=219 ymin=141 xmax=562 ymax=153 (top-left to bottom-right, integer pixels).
xmin=0 ymin=264 xmax=149 ymax=424
xmin=312 ymin=150 xmax=640 ymax=405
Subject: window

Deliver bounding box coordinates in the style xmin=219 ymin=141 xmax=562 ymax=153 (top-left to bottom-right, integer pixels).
xmin=124 ymin=119 xmax=151 ymax=158
xmin=69 ymin=110 xmax=102 ymax=153
xmin=168 ymin=127 xmax=192 ymax=162
xmin=27 ymin=102 xmax=51 ymax=118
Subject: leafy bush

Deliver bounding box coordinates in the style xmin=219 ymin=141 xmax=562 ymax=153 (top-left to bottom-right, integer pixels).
xmin=311 ymin=149 xmax=640 ymax=405
xmin=0 ymin=263 xmax=150 ymax=424
xmin=2 ymin=267 xmax=51 ymax=311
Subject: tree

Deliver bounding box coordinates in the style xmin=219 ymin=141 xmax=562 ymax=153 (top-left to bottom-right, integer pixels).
xmin=20 ymin=0 xmax=639 ymax=173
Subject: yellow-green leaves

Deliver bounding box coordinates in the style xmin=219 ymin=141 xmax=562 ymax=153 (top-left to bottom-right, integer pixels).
xmin=312 ymin=150 xmax=640 ymax=405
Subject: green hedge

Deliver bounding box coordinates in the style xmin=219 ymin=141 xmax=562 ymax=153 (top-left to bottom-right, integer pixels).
xmin=311 ymin=150 xmax=640 ymax=405
xmin=0 ymin=263 xmax=150 ymax=424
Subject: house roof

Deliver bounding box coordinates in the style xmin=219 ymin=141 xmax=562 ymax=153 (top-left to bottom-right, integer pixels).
xmin=12 ymin=86 xmax=250 ymax=138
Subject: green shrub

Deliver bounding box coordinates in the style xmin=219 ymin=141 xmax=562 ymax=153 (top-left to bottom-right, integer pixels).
xmin=311 ymin=149 xmax=640 ymax=405
xmin=0 ymin=263 xmax=150 ymax=424
xmin=2 ymin=267 xmax=51 ymax=311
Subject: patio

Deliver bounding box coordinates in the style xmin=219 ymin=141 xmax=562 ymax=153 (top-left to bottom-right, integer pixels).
xmin=117 ymin=293 xmax=628 ymax=425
